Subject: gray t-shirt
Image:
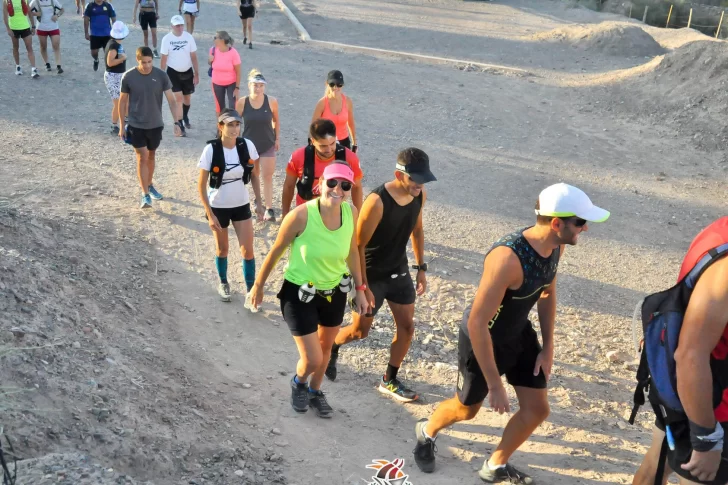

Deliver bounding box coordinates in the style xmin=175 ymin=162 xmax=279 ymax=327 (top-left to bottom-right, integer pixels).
xmin=120 ymin=67 xmax=172 ymax=129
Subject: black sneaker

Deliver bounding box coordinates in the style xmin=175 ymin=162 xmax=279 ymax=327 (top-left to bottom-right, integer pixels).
xmin=325 ymin=348 xmax=338 ymax=381
xmin=308 ymin=389 xmax=333 ymax=418
xmin=243 ymin=37 xmax=247 ymax=44
xmin=478 ymin=462 xmax=534 ymax=484
xmin=57 ymin=66 xmax=63 ymax=74
xmin=45 ymin=62 xmax=52 ymax=71
xmin=290 ymin=376 xmax=308 ymax=413
xmin=93 ymin=59 xmax=99 ymax=71
xmin=183 ymin=118 xmax=191 ymax=129
xmin=249 ymin=42 xmax=252 ymax=49
xmin=413 ymin=419 xmax=437 ymax=473
xmin=379 ymin=377 xmax=419 ymax=403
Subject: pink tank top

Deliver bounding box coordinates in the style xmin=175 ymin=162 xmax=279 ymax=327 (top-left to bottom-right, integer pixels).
xmin=321 ymin=93 xmax=349 ymax=141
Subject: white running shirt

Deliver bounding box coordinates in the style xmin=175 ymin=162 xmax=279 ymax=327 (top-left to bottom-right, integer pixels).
xmin=198 ymin=140 xmax=259 ymax=208
xmin=30 ymin=0 xmax=62 ymax=31
xmin=160 ymin=31 xmax=197 ymax=72
xmin=181 ymin=0 xmax=198 ymax=13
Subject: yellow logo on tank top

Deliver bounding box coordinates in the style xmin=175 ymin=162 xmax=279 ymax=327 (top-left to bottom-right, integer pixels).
xmin=488 ymin=304 xmax=504 ymax=329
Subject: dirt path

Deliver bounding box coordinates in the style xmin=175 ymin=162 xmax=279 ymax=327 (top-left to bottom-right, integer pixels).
xmin=2 ymin=0 xmax=726 ymax=484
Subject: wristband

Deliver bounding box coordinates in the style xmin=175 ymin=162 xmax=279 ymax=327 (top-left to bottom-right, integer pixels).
xmin=689 ymin=420 xmax=724 ymax=452
xmin=355 ymin=284 xmax=367 ymax=291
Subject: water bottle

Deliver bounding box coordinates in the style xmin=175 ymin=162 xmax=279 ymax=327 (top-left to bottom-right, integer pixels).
xmin=298 ymin=282 xmax=316 ymax=303
xmin=339 ymin=273 xmax=353 ymax=293
xmin=123 ymin=124 xmax=132 ymax=145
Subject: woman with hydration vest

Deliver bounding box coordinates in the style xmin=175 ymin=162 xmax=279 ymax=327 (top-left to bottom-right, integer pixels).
xmin=311 ymin=70 xmax=357 ymax=152
xmin=197 ymin=108 xmax=260 ymax=309
xmin=249 ymin=161 xmax=369 ymax=419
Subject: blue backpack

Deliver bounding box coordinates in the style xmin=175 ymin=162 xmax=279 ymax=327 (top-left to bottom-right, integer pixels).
xmin=630 ymin=242 xmax=728 ymax=425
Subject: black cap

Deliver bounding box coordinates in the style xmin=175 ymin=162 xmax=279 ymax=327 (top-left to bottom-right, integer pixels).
xmin=396 ymin=152 xmax=437 ymax=184
xmin=218 ymin=108 xmax=242 ymax=124
xmin=327 ymin=70 xmax=344 ymax=85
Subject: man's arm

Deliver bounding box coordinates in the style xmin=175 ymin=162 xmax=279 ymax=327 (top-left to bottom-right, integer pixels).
xmin=356 ymin=194 xmax=383 ymax=289
xmin=281 ymin=172 xmax=297 ymax=218
xmin=178 ymin=0 xmax=182 ymax=12
xmin=190 ymin=51 xmax=199 ymax=84
xmin=351 ymin=181 xmax=363 ymax=211
xmin=83 ymin=14 xmax=90 ymax=38
xmin=160 ymin=53 xmax=168 ymax=70
xmin=164 ymin=88 xmax=182 ymax=132
xmin=410 ymin=189 xmax=426 ymax=295
xmin=468 ymin=247 xmax=522 ymax=413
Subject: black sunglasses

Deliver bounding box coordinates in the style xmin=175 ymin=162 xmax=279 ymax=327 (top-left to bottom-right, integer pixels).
xmin=328 ymin=82 xmax=344 ymax=88
xmin=560 ymin=217 xmax=587 ymax=227
xmin=326 ymin=179 xmax=352 ymax=191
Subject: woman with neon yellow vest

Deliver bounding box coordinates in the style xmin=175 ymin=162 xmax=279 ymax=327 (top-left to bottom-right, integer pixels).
xmin=250 ymin=161 xmax=369 ymax=418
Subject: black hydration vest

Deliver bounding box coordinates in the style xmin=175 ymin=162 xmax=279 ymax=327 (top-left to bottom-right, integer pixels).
xmin=206 ymin=138 xmax=253 ymax=189
xmin=296 ymin=142 xmax=347 ymax=201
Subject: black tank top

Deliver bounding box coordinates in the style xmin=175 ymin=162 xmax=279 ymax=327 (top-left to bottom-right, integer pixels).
xmin=105 ymin=40 xmax=126 ymax=74
xmin=364 ymin=184 xmax=423 ymax=280
xmin=462 ymin=228 xmax=560 ymax=342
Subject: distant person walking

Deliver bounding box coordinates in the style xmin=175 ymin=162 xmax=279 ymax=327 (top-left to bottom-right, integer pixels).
xmin=311 ymin=70 xmax=357 ymax=151
xmin=178 ymin=0 xmax=197 ymax=33
xmin=30 ymin=0 xmax=63 ymax=74
xmin=208 ymin=30 xmax=241 ymax=126
xmin=104 ymin=20 xmax=127 ymax=135
xmin=161 ymin=15 xmax=199 ymax=129
xmin=4 ymin=0 xmax=39 ymax=78
xmin=83 ymin=0 xmax=115 ymax=71
xmin=132 ymin=0 xmax=159 ymax=58
xmin=119 ymin=46 xmax=183 ymax=209
xmin=238 ymin=0 xmax=254 ymax=49
xmin=236 ymin=68 xmax=279 ymax=222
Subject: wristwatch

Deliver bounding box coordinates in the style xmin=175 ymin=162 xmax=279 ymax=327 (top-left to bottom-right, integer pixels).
xmin=412 ymin=263 xmax=428 ymax=272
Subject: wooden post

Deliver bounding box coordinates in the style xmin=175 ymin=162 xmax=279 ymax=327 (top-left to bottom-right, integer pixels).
xmin=666 ymin=4 xmax=673 ymax=28
xmin=717 ymin=11 xmax=725 ymax=38
xmin=643 ymin=5 xmax=649 ymax=23
xmin=687 ymin=8 xmax=693 ymax=28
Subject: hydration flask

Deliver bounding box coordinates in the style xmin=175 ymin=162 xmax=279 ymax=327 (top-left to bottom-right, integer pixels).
xmin=123 ymin=124 xmax=132 ymax=145
xmin=339 ymin=273 xmax=353 ymax=293
xmin=298 ymin=282 xmax=316 ymax=303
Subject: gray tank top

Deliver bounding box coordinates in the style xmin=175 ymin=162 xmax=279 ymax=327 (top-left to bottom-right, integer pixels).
xmin=242 ymin=95 xmax=275 ymax=155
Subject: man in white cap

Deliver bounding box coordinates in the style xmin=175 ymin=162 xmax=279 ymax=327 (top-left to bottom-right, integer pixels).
xmin=160 ymin=14 xmax=198 ymax=129
xmin=413 ymin=183 xmax=609 ymax=484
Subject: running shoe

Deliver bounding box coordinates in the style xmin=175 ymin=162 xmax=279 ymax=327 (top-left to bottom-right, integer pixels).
xmin=45 ymin=62 xmax=52 ymax=72
xmin=31 ymin=68 xmax=39 ymax=79
xmin=379 ymin=377 xmax=419 ymax=403
xmin=263 ymin=208 xmax=276 ymax=222
xmin=15 ymin=66 xmax=22 ymax=76
xmin=325 ymin=347 xmax=338 ymax=381
xmin=243 ymin=37 xmax=247 ymax=44
xmin=290 ymin=376 xmax=309 ymax=413
xmin=148 ymin=185 xmax=163 ymax=200
xmin=57 ymin=66 xmax=63 ymax=74
xmin=218 ymin=283 xmax=232 ymax=302
xmin=93 ymin=58 xmax=99 ymax=71
xmin=140 ymin=194 xmax=152 ymax=209
xmin=183 ymin=117 xmax=191 ymax=129
xmin=478 ymin=462 xmax=534 ymax=484
xmin=413 ymin=419 xmax=437 ymax=473
xmin=153 ymin=49 xmax=159 ymax=59
xmin=308 ymin=389 xmax=333 ymax=418
xmin=111 ymin=125 xmax=120 ymax=135
xmin=244 ymin=291 xmax=259 ymax=313
xmin=248 ymin=43 xmax=252 ymax=50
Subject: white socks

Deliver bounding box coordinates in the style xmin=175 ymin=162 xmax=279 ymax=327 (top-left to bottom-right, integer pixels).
xmin=488 ymin=459 xmax=506 ymax=471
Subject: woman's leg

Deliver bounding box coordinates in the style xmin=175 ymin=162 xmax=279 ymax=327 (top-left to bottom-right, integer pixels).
xmin=246 ymin=18 xmax=253 ymax=44
xmin=189 ymin=14 xmax=195 ymax=33
xmin=225 ymin=83 xmax=236 ymax=112
xmin=309 ymin=325 xmax=341 ymax=391
xmin=212 ymin=221 xmax=230 ymax=283
xmin=185 ymin=14 xmax=192 ymax=33
xmin=231 ymin=217 xmax=255 ymax=291
xmin=259 ymin=156 xmax=275 ymax=211
xmin=151 ymin=27 xmax=157 ymax=51
xmin=51 ymin=34 xmax=61 ymax=66
xmin=292 ymin=333 xmax=323 ymax=383
xmin=142 ymin=27 xmax=149 ymax=47
xmin=39 ymin=35 xmax=48 ymax=65
xmin=111 ymin=98 xmax=120 ymax=125
xmin=212 ymin=83 xmax=225 ymax=118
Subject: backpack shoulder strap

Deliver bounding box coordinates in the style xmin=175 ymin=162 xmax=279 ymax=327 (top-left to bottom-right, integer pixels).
xmin=334 ymin=144 xmax=347 ymax=163
xmin=684 ymin=242 xmax=728 ymax=289
xmin=303 ymin=145 xmax=316 ymax=181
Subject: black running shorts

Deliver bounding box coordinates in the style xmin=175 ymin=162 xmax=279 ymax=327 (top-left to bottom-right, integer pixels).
xmin=456 ymin=322 xmax=547 ymax=406
xmin=239 ymin=5 xmax=255 ymax=18
xmin=12 ymin=28 xmax=31 ymax=39
xmin=90 ymin=35 xmax=111 ymax=51
xmin=209 ymin=203 xmax=251 ymax=228
xmin=167 ymin=67 xmax=195 ymax=95
xmin=277 ymin=279 xmax=347 ymax=336
xmin=139 ymin=11 xmax=157 ymax=30
xmin=367 ymin=265 xmax=416 ymax=317
xmin=127 ymin=125 xmax=163 ymax=151
xmin=651 ymin=391 xmax=728 ymax=484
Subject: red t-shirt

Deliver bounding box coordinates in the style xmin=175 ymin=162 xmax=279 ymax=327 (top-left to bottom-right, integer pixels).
xmin=677 ymin=216 xmax=728 ymax=421
xmin=285 ymin=146 xmax=363 ymax=206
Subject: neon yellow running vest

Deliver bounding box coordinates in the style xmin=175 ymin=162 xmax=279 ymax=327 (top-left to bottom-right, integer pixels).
xmin=284 ymin=199 xmax=353 ymax=290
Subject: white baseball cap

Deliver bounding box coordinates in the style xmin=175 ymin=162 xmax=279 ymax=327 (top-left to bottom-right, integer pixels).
xmin=110 ymin=21 xmax=129 ymax=40
xmin=535 ymin=183 xmax=610 ymax=222
xmin=171 ymin=15 xmax=185 ymax=25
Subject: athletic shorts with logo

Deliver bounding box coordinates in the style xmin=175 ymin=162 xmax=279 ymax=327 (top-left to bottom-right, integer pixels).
xmin=127 ymin=125 xmax=163 ymax=151
xmin=104 ymin=72 xmax=123 ymax=99
xmin=90 ymin=35 xmax=111 ymax=50
xmin=367 ymin=263 xmax=416 ymax=317
xmin=12 ymin=28 xmax=31 ymax=38
xmin=239 ymin=5 xmax=255 ymax=18
xmin=206 ymin=204 xmax=251 ymax=228
xmin=139 ymin=11 xmax=157 ymax=29
xmin=277 ymin=279 xmax=347 ymax=337
xmin=457 ymin=322 xmax=546 ymax=406
xmin=167 ymin=67 xmax=195 ymax=95
xmin=649 ymin=389 xmax=728 ymax=485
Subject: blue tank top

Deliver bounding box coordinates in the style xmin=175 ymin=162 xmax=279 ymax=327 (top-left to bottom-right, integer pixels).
xmin=461 ymin=228 xmax=560 ymax=342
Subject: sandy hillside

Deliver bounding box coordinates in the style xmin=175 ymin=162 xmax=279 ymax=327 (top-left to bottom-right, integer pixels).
xmin=1 ymin=0 xmax=726 ymax=484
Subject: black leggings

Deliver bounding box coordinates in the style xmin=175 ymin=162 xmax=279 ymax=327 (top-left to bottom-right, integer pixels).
xmin=212 ymin=82 xmax=236 ymax=112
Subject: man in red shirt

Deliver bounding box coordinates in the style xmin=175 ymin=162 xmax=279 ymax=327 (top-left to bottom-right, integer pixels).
xmin=633 ymin=217 xmax=728 ymax=485
xmin=282 ymin=118 xmax=363 ymax=218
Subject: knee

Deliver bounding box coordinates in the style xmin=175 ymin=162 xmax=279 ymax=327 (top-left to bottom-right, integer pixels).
xmin=216 ymin=243 xmax=229 ymax=256
xmin=523 ymin=400 xmax=550 ymax=424
xmin=302 ymin=354 xmax=322 ymax=373
xmin=458 ymin=401 xmax=482 ymax=421
xmin=397 ymin=321 xmax=415 ymax=339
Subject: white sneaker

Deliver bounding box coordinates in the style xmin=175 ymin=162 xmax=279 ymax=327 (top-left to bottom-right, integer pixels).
xmin=15 ymin=66 xmax=22 ymax=76
xmin=31 ymin=68 xmax=39 ymax=79
xmin=244 ymin=292 xmax=259 ymax=313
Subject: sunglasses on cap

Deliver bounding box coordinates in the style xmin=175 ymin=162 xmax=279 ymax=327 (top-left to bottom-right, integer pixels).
xmin=325 ymin=179 xmax=352 ymax=191
xmin=328 ymin=82 xmax=344 ymax=88
xmin=560 ymin=216 xmax=587 ymax=227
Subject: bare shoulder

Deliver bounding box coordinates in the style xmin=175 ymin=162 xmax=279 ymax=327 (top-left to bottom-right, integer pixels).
xmin=483 ymin=246 xmax=522 ymax=284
